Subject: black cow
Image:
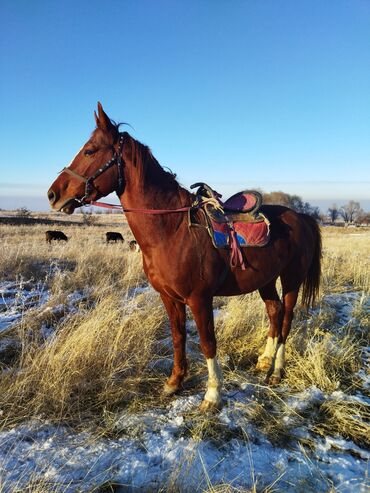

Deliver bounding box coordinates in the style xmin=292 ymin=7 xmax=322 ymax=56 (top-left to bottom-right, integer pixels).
xmin=45 ymin=230 xmax=68 ymax=244
xmin=106 ymin=232 xmax=124 ymax=243
xmin=129 ymin=240 xmax=140 ymax=252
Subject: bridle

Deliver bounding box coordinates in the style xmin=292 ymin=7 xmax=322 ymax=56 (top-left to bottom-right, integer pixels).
xmin=57 ymin=136 xmax=247 ymax=270
xmin=59 ymin=133 xmax=125 ymax=206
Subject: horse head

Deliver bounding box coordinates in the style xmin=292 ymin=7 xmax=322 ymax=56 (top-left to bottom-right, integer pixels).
xmin=48 ymin=102 xmax=124 ymax=214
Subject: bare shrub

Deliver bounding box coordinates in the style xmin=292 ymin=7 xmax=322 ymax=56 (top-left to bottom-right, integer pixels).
xmin=15 ymin=207 xmax=31 ymax=218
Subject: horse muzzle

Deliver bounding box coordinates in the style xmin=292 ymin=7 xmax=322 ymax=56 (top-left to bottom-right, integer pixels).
xmin=48 ymin=194 xmax=80 ymax=214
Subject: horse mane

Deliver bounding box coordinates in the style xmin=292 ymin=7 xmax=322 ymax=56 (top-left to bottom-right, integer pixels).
xmin=116 ymin=125 xmax=179 ymax=192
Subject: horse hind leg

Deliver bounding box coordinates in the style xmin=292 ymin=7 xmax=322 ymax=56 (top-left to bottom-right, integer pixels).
xmin=267 ymin=286 xmax=299 ymax=386
xmin=256 ymin=282 xmax=283 ymax=373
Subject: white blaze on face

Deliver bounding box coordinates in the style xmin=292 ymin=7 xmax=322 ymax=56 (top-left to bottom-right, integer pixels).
xmin=204 ymin=357 xmax=223 ymax=404
xmin=66 ymin=146 xmax=84 ymax=169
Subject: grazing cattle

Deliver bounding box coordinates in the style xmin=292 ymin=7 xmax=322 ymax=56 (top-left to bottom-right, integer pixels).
xmin=129 ymin=240 xmax=140 ymax=252
xmin=45 ymin=230 xmax=68 ymax=244
xmin=106 ymin=231 xmax=124 ymax=243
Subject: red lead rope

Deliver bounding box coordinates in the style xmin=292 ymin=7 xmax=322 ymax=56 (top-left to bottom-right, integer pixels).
xmin=91 ymin=201 xmax=192 ymax=214
xmin=91 ymin=200 xmax=246 ymax=270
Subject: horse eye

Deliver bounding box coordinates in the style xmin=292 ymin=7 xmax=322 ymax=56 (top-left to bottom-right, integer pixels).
xmin=84 ymin=149 xmax=96 ymax=156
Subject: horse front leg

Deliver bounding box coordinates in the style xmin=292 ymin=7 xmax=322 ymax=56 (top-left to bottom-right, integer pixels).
xmin=188 ymin=296 xmax=223 ymax=411
xmin=160 ymin=293 xmax=188 ymax=395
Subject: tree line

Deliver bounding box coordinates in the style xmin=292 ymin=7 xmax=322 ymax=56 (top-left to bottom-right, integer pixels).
xmin=262 ymin=192 xmax=369 ymax=225
xmin=262 ymin=191 xmax=321 ymax=219
xmin=327 ymin=201 xmax=369 ymax=225
xmin=5 ymin=193 xmax=370 ymax=225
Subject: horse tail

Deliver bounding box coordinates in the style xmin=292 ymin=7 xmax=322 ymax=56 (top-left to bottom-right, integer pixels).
xmin=300 ymin=214 xmax=322 ymax=309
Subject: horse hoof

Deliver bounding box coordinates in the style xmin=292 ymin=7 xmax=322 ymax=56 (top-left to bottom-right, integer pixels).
xmin=199 ymin=399 xmax=222 ymax=413
xmin=163 ymin=382 xmax=179 ymax=396
xmin=256 ymin=357 xmax=272 ymax=372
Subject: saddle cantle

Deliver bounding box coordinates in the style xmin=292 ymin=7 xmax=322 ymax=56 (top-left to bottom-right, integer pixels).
xmin=189 ymin=183 xmax=270 ymax=269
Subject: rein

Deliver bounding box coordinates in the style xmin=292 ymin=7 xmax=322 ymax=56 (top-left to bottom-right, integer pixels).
xmin=90 ymin=200 xmax=192 ymax=214
xmin=60 ymin=133 xmax=246 ymax=269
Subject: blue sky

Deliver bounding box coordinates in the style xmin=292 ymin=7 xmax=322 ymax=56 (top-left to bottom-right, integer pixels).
xmin=1 ymin=0 xmax=369 ymax=211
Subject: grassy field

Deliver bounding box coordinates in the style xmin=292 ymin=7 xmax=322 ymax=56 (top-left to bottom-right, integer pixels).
xmin=0 ymin=214 xmax=369 ymax=492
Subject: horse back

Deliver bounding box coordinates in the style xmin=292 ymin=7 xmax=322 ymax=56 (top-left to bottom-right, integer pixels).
xmin=215 ymin=205 xmax=317 ymax=296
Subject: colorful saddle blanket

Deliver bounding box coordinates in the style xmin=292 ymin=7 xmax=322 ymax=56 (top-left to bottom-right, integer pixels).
xmin=211 ymin=190 xmax=269 ymax=247
xmin=211 ymin=216 xmax=270 ymax=248
xmin=190 ymin=183 xmax=270 ymax=269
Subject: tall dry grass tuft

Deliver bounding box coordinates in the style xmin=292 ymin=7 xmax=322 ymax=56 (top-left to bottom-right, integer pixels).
xmin=215 ymin=292 xmax=268 ymax=370
xmin=285 ymin=329 xmax=364 ymax=393
xmin=0 ymin=476 xmax=68 ymax=493
xmin=49 ymin=240 xmax=145 ymax=298
xmin=313 ymin=399 xmax=370 ymax=448
xmin=321 ymin=230 xmax=370 ymax=293
xmin=0 ymin=290 xmax=167 ymax=427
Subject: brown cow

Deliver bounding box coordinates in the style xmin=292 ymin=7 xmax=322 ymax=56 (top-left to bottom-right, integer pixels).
xmin=106 ymin=231 xmax=124 ymax=243
xmin=45 ymin=230 xmax=68 ymax=244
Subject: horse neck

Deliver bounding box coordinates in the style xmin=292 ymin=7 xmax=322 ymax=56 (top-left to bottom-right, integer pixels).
xmin=119 ymin=142 xmax=192 ymax=244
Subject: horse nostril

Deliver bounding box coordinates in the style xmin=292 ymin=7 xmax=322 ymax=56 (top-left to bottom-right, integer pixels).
xmin=47 ymin=189 xmax=56 ymax=204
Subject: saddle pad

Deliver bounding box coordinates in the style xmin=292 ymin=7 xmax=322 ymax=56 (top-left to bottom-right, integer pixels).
xmin=211 ymin=216 xmax=270 ymax=248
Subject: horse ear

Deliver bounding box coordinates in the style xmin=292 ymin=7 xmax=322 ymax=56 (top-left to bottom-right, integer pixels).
xmin=96 ymin=102 xmax=114 ymax=132
xmin=94 ymin=110 xmax=99 ymax=126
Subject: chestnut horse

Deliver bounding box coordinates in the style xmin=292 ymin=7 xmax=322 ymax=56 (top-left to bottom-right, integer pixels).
xmin=48 ymin=103 xmax=321 ymax=410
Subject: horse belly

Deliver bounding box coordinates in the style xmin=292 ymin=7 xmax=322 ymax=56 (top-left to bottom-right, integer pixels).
xmin=215 ymin=246 xmax=287 ymax=296
xmin=215 ymin=271 xmax=275 ymax=296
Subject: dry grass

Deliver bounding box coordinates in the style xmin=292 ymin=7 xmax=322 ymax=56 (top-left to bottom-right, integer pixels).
xmin=1 ymin=290 xmax=167 ymax=427
xmin=321 ymin=228 xmax=370 ymax=293
xmin=313 ymin=399 xmax=370 ymax=449
xmin=0 ymin=219 xmax=369 ymax=491
xmin=216 ymin=293 xmax=268 ymax=370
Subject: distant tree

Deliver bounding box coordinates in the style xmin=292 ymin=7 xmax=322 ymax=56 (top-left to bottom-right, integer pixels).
xmin=263 ymin=191 xmax=320 ymax=219
xmin=264 ymin=191 xmax=292 ymax=208
xmin=81 ymin=209 xmax=98 ymax=226
xmin=340 ymin=201 xmax=362 ymax=223
xmin=289 ymin=195 xmax=304 ymax=212
xmin=356 ymin=211 xmax=370 ymax=225
xmin=327 ymin=204 xmax=339 ymax=223
xmin=15 ymin=207 xmax=31 ymax=218
xmin=319 ymin=212 xmax=327 ymax=223
xmin=301 ymin=201 xmax=321 ymax=220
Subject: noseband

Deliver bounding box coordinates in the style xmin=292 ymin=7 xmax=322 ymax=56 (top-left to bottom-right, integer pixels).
xmin=60 ymin=133 xmax=125 ymax=205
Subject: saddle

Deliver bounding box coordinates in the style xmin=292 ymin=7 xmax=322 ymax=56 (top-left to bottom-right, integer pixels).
xmin=189 ymin=183 xmax=270 ymax=269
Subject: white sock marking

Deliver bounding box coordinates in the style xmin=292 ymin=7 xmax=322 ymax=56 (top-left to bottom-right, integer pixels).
xmin=272 ymin=343 xmax=285 ymax=377
xmin=261 ymin=336 xmax=278 ymax=359
xmin=204 ymin=357 xmax=223 ymax=404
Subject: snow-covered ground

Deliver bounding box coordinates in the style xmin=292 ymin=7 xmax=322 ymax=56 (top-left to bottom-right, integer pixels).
xmin=0 ymin=280 xmax=49 ymax=333
xmin=0 ymin=390 xmax=368 ymax=493
xmin=0 ymin=282 xmax=369 ymax=492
